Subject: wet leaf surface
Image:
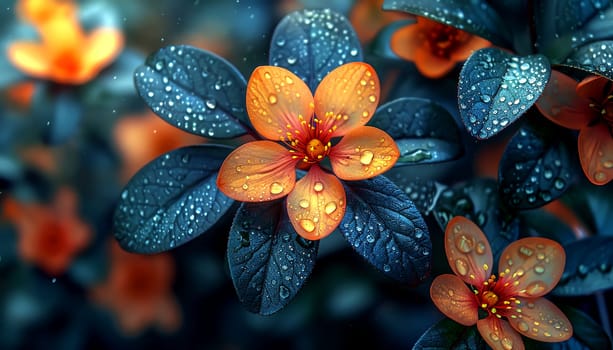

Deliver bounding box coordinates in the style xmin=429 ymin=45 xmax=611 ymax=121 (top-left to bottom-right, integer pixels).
xmin=498 ymin=124 xmax=575 ymax=210
xmin=269 ymin=9 xmax=362 ymax=91
xmin=413 ymin=317 xmax=485 ymax=350
xmin=553 ymin=236 xmax=613 ymax=296
xmin=341 ymin=175 xmax=431 ymax=284
xmin=134 ymin=45 xmax=250 ymax=139
xmin=563 ymin=40 xmax=613 ymax=81
xmin=113 ymin=145 xmax=234 ymax=253
xmin=370 ymin=97 xmax=463 ymax=165
xmin=227 ymin=200 xmax=319 ymax=315
xmin=458 ymin=48 xmax=550 ymax=139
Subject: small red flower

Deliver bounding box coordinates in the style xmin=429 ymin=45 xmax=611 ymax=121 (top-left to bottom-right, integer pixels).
xmin=391 ymin=17 xmax=491 ymax=78
xmin=3 ymin=187 xmax=92 ymax=275
xmin=430 ymin=216 xmax=572 ymax=350
xmin=7 ymin=0 xmax=124 ymax=85
xmin=217 ymin=62 xmax=400 ymax=240
xmin=537 ymin=71 xmax=613 ymax=185
xmin=91 ymin=241 xmax=181 ymax=336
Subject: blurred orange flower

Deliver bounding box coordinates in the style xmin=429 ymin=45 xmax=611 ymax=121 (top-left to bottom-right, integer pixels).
xmin=537 ymin=71 xmax=613 ymax=185
xmin=391 ymin=17 xmax=491 ymax=78
xmin=217 ymin=62 xmax=399 ymax=240
xmin=114 ymin=110 xmax=204 ymax=181
xmin=430 ymin=216 xmax=572 ymax=350
xmin=91 ymin=241 xmax=181 ymax=336
xmin=349 ymin=0 xmax=410 ymax=44
xmin=3 ymin=187 xmax=92 ymax=275
xmin=8 ymin=0 xmax=124 ymax=85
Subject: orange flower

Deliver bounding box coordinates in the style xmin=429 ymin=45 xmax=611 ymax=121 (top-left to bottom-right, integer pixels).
xmin=217 ymin=62 xmax=399 ymax=240
xmin=537 ymin=71 xmax=613 ymax=185
xmin=91 ymin=241 xmax=181 ymax=336
xmin=349 ymin=0 xmax=410 ymax=44
xmin=114 ymin=110 xmax=204 ymax=181
xmin=391 ymin=17 xmax=491 ymax=78
xmin=2 ymin=187 xmax=92 ymax=275
xmin=7 ymin=0 xmax=123 ymax=85
xmin=430 ymin=216 xmax=572 ymax=350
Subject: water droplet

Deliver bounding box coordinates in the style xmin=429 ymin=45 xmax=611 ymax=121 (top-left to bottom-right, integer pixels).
xmin=368 ymin=95 xmax=376 ymax=103
xmin=359 ymin=150 xmax=374 ymax=165
xmin=524 ymin=281 xmax=546 ymax=296
xmin=594 ymin=171 xmax=607 ymax=182
xmin=519 ymin=245 xmax=533 ymax=257
xmin=455 ymin=234 xmax=475 ymax=253
xmin=287 ymin=56 xmax=297 ymax=65
xmin=383 ymin=264 xmax=391 ymax=272
xmin=534 ymin=264 xmax=545 ymax=274
xmin=300 ymin=219 xmax=316 ymax=233
xmin=268 ymin=94 xmax=278 ymax=105
xmin=270 ymin=182 xmax=284 ymax=194
xmin=501 ymin=337 xmax=513 ymax=350
xmin=313 ymin=182 xmax=324 ymax=192
xmin=181 ymin=154 xmax=190 ymax=163
xmin=447 ymin=289 xmax=455 ymax=297
xmin=205 ymin=99 xmax=216 ymax=109
xmin=155 ymin=61 xmax=164 ymax=70
xmin=299 ymin=199 xmax=309 ymax=208
xmin=324 ymin=202 xmax=337 ymax=215
xmin=455 ymin=258 xmax=469 ymax=276
xmin=285 ymin=76 xmax=293 ymax=84
xmin=242 ymin=183 xmax=249 ymax=190
xmin=366 ymin=234 xmax=375 ymax=243
xmin=279 ymin=285 xmax=290 ymax=299
xmin=476 ymin=241 xmax=486 ymax=255
xmin=489 ymin=332 xmax=500 ymax=342
xmin=518 ymin=320 xmax=530 ymax=332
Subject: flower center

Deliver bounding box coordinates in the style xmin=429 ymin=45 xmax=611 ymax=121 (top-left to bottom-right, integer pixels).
xmin=481 ymin=290 xmax=499 ymax=308
xmin=476 ymin=273 xmax=518 ymax=319
xmin=425 ymin=21 xmax=470 ymax=58
xmin=305 ymin=138 xmax=327 ymax=162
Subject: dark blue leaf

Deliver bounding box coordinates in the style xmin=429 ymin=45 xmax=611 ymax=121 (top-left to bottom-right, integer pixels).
xmin=227 ymin=200 xmax=319 ymax=315
xmin=113 ymin=145 xmax=234 ymax=253
xmin=341 ymin=175 xmax=431 ymax=284
xmin=134 ymin=45 xmax=250 ymax=139
xmin=370 ymin=97 xmax=463 ymax=164
xmin=269 ymin=9 xmax=362 ymax=91
xmin=555 ymin=305 xmax=613 ymax=350
xmin=553 ymin=236 xmax=613 ymax=296
xmin=433 ymin=179 xmax=519 ymax=261
xmin=564 ymin=182 xmax=613 ymax=236
xmin=32 ymin=88 xmax=82 ymax=145
xmin=413 ymin=318 xmax=485 ymax=350
xmin=382 ymin=0 xmax=511 ymax=47
xmin=386 ymin=172 xmax=441 ymax=215
xmin=563 ymin=41 xmax=613 ymax=81
xmin=459 ymin=48 xmax=551 ymax=139
xmin=498 ymin=124 xmax=575 ymax=210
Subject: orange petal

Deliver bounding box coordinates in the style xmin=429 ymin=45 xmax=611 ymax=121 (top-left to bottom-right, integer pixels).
xmin=313 ymin=62 xmax=380 ymax=137
xmin=477 ymin=317 xmax=525 ymax=350
xmin=286 ymin=166 xmax=346 ymax=240
xmin=7 ymin=42 xmax=51 ymax=78
xmin=497 ymin=237 xmax=565 ymax=298
xmin=578 ymin=123 xmax=613 ymax=185
xmin=413 ymin=47 xmax=458 ymax=78
xmin=390 ymin=23 xmax=423 ymax=61
xmin=430 ymin=274 xmax=479 ymax=326
xmin=535 ymin=70 xmax=593 ymax=130
xmin=450 ymin=35 xmax=491 ymax=62
xmin=246 ymin=65 xmax=314 ymax=141
xmin=444 ymin=216 xmax=493 ymax=286
xmin=17 ymin=0 xmax=76 ymax=26
xmin=507 ymin=297 xmax=573 ymax=342
xmin=329 ymin=126 xmax=399 ymax=180
xmin=76 ymin=27 xmax=124 ymax=83
xmin=217 ymin=141 xmax=298 ymax=202
xmin=576 ymin=75 xmax=611 ymax=101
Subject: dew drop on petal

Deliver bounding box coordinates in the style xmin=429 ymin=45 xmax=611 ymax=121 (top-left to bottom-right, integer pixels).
xmin=242 ymin=183 xmax=249 ymax=190
xmin=359 ymin=150 xmax=374 ymax=165
xmin=324 ymin=201 xmax=337 ymax=215
xmin=476 ymin=241 xmax=486 ymax=255
xmin=534 ymin=264 xmax=545 ymax=274
xmin=501 ymin=337 xmax=513 ymax=350
xmin=455 ymin=258 xmax=469 ymax=276
xmin=518 ymin=320 xmax=530 ymax=332
xmin=299 ymin=199 xmax=309 ymax=208
xmin=299 ymin=219 xmax=316 ymax=233
xmin=519 ymin=245 xmax=533 ymax=256
xmin=524 ymin=281 xmax=546 ymax=296
xmin=490 ymin=332 xmax=500 ymax=342
xmin=270 ymin=182 xmax=284 ymax=194
xmin=268 ymin=94 xmax=278 ymax=105
xmin=455 ymin=234 xmax=475 ymax=253
xmin=313 ymin=182 xmax=324 ymax=192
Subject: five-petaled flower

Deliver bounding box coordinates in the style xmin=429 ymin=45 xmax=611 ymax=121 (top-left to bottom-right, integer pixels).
xmin=217 ymin=62 xmax=400 ymax=240
xmin=7 ymin=0 xmax=124 ymax=85
xmin=391 ymin=17 xmax=491 ymax=79
xmin=430 ymin=216 xmax=572 ymax=350
xmin=2 ymin=187 xmax=92 ymax=275
xmin=537 ymin=71 xmax=613 ymax=185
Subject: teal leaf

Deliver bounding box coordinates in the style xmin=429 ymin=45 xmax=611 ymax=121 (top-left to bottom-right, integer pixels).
xmin=553 ymin=236 xmax=613 ymax=296
xmin=227 ymin=200 xmax=318 ymax=315
xmin=382 ymin=0 xmax=511 ymax=47
xmin=113 ymin=145 xmax=234 ymax=253
xmin=341 ymin=175 xmax=431 ymax=284
xmin=413 ymin=318 xmax=485 ymax=350
xmin=459 ymin=48 xmax=551 ymax=139
xmin=370 ymin=97 xmax=463 ymax=165
xmin=563 ymin=40 xmax=613 ymax=81
xmin=269 ymin=9 xmax=362 ymax=91
xmin=134 ymin=45 xmax=250 ymax=139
